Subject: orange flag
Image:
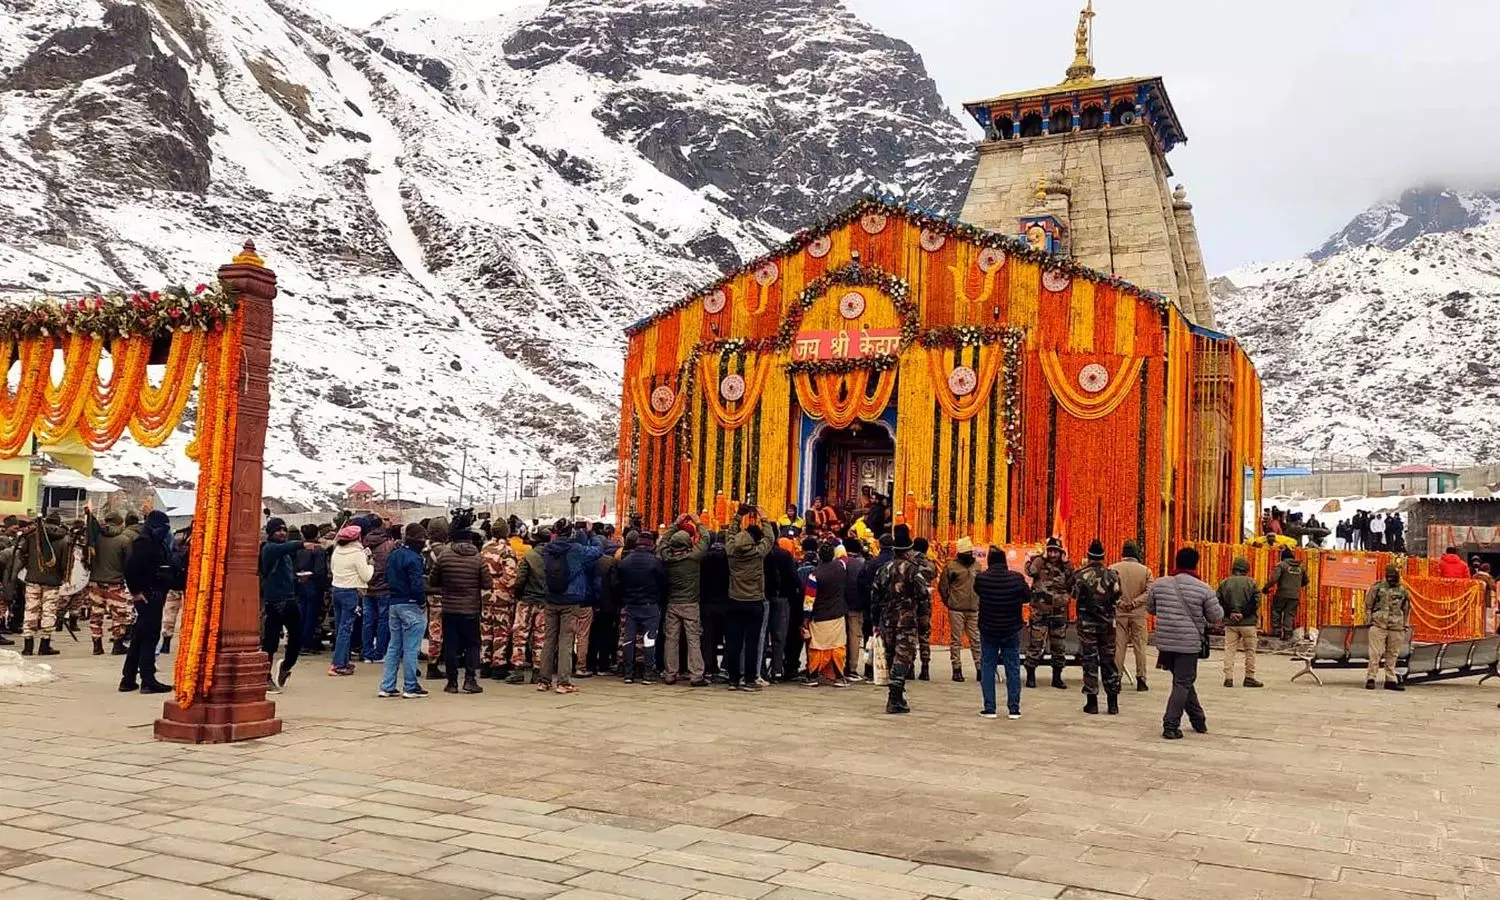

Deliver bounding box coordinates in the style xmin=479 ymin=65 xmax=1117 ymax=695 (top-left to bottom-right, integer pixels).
xmin=1053 ymin=464 xmax=1071 ymax=551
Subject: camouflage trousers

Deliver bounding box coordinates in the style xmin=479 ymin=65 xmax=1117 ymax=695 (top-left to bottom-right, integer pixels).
xmin=160 ymin=590 xmax=183 ymax=639
xmin=479 ymin=591 xmax=515 ymax=667
xmin=426 ymin=595 xmax=443 ymax=658
xmin=916 ymin=596 xmax=932 ymax=664
xmin=509 ymin=602 xmax=546 ymax=669
xmin=1078 ymin=617 xmax=1120 ymax=696
xmin=1025 ymin=592 xmax=1067 ymax=668
xmin=86 ymin=583 xmax=134 ymax=641
xmin=22 ymin=584 xmax=60 ymax=638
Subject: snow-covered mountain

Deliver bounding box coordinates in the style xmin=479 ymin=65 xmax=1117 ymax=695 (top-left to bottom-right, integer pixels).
xmin=0 ymin=0 xmax=975 ymax=506
xmin=1215 ymin=211 xmax=1500 ymax=465
xmin=1310 ymin=186 xmax=1500 ymax=261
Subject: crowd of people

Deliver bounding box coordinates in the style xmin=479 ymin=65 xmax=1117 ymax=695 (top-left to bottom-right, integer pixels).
xmin=1333 ymin=510 xmax=1406 ymax=552
xmin=0 ymin=498 xmax=1421 ymax=739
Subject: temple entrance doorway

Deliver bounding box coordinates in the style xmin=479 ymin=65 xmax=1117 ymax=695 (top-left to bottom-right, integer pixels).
xmin=807 ymin=423 xmax=894 ymax=524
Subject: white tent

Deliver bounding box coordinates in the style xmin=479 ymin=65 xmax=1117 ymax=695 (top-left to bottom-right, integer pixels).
xmin=39 ymin=469 xmax=121 ymax=493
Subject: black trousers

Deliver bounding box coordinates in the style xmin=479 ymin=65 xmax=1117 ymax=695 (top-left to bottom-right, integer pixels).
xmin=1160 ymin=651 xmax=1205 ymax=729
xmin=442 ymin=612 xmax=480 ymax=678
xmin=700 ymin=603 xmax=726 ymax=675
xmin=587 ymin=605 xmax=618 ymax=672
xmin=122 ymin=592 xmax=165 ymax=686
xmin=783 ymin=600 xmax=805 ymax=677
xmin=262 ymin=598 xmax=302 ymax=673
xmin=722 ymin=601 xmax=763 ymax=685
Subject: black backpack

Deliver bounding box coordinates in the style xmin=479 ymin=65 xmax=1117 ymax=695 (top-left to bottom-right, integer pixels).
xmin=544 ymin=545 xmax=571 ymax=596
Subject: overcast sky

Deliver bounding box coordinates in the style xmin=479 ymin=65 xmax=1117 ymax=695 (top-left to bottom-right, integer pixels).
xmin=308 ymin=0 xmax=1498 ymax=272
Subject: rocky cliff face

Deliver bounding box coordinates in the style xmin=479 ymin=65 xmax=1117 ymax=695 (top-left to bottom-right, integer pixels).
xmin=1215 ymin=202 xmax=1500 ymax=466
xmin=1310 ymin=186 xmax=1500 ymax=261
xmin=0 ymin=0 xmax=976 ymax=506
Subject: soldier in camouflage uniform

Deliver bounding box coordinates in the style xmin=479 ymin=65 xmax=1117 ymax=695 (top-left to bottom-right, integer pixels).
xmin=911 ymin=537 xmax=937 ymax=681
xmin=480 ymin=521 xmax=519 ymax=677
xmin=422 ymin=518 xmax=452 ymax=680
xmin=1024 ymin=536 xmax=1074 ymax=689
xmin=1072 ymin=539 xmax=1122 ymax=715
xmin=507 ymin=530 xmax=549 ymax=684
xmin=875 ymin=525 xmax=926 ymax=714
xmin=1364 ymin=564 xmax=1410 ymax=692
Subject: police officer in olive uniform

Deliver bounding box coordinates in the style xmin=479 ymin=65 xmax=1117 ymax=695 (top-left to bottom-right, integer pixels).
xmin=1024 ymin=537 xmax=1074 ymax=689
xmin=1072 ymin=539 xmax=1123 ymax=715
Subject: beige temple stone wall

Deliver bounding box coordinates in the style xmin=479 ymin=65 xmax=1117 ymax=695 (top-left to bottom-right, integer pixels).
xmin=959 ymin=125 xmax=1217 ymax=327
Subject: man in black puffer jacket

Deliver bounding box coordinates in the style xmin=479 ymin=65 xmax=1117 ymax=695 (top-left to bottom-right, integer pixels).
xmin=614 ymin=532 xmax=666 ymax=683
xmin=975 ymin=547 xmax=1028 ymax=720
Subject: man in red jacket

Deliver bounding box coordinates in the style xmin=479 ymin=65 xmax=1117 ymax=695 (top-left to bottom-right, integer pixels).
xmin=1436 ymin=547 xmax=1471 ymax=579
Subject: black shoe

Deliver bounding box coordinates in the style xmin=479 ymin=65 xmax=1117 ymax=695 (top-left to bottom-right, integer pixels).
xmin=159 ymin=636 xmax=172 ymax=655
xmin=885 ymin=685 xmax=909 ymax=714
xmin=1162 ymin=727 xmax=1184 ymax=740
xmin=118 ymin=680 xmax=139 ymax=693
xmin=37 ymin=638 xmax=58 ymax=656
xmin=863 ymin=663 xmax=874 ymax=681
xmin=689 ymin=678 xmax=709 ymax=687
xmin=1136 ymin=677 xmax=1148 ymax=692
xmin=1243 ymin=677 xmax=1263 ymax=688
xmin=277 ymin=662 xmax=293 ymax=689
xmin=140 ymin=682 xmax=171 ymax=695
xmin=0 ymin=634 xmax=10 ymax=646
xmin=92 ymin=638 xmax=104 ymax=656
xmin=727 ymin=681 xmax=741 ymax=691
xmin=1106 ymin=692 xmax=1119 ymax=715
xmin=426 ymin=662 xmax=442 ymax=680
xmin=1051 ymin=668 xmax=1066 ymax=689
xmin=918 ymin=663 xmax=930 ymax=681
xmin=1083 ymin=694 xmax=1099 ymax=715
xmin=1223 ymin=678 xmax=1234 ymax=688
xmin=1024 ymin=667 xmax=1036 ymax=689
xmin=462 ymin=676 xmax=483 ymax=694
xmin=478 ymin=664 xmax=492 ymax=679
xmin=739 ymin=680 xmax=762 ymax=693
xmin=266 ymin=673 xmax=282 ymax=694
xmin=111 ymin=639 xmax=128 ymax=656
xmin=1384 ymin=681 xmax=1405 ymax=692
xmin=1365 ymin=679 xmax=1376 ymax=690
xmin=20 ymin=638 xmax=33 ymax=656
xmin=952 ymin=669 xmax=964 ymax=683
xmin=443 ymin=681 xmax=460 ymax=694
xmin=1190 ymin=720 xmax=1208 ymax=734
xmin=506 ymin=668 xmax=529 ymax=685
xmin=418 ymin=651 xmax=429 ymax=662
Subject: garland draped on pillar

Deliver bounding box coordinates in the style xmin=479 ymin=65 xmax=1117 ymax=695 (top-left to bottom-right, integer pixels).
xmin=924 ymin=344 xmax=1004 ymax=421
xmin=1039 ymin=350 xmax=1144 ymax=421
xmin=793 ymin=368 xmax=896 ymax=429
xmin=629 ymin=366 xmax=690 ymax=437
xmin=699 ymin=352 xmax=774 ymax=430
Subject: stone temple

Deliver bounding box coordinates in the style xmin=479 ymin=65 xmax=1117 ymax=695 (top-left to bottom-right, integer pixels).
xmin=958 ymin=1 xmax=1216 ymax=327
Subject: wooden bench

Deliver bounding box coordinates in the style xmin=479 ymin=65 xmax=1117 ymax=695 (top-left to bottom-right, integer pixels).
xmin=1292 ymin=626 xmax=1498 ymax=686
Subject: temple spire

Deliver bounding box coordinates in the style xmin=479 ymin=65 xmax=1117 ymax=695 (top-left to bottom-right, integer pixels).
xmin=1064 ymin=1 xmax=1096 ymax=84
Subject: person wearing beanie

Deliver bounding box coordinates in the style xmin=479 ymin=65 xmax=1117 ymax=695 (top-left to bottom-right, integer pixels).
xmin=910 ymin=537 xmax=938 ymax=680
xmin=974 ymin=545 xmax=1028 ymax=719
xmin=874 ymin=524 xmax=925 ymax=713
xmin=1216 ymin=558 xmax=1263 ymax=688
xmin=840 ymin=535 xmax=868 ymax=684
xmin=86 ymin=511 xmax=134 ymax=657
xmin=1024 ymin=536 xmax=1075 ymax=689
xmin=506 ymin=528 xmax=551 ymax=685
xmin=327 ymin=524 xmax=374 ymax=676
xmin=119 ymin=511 xmax=176 ymax=694
xmin=1109 ymin=541 xmax=1153 ymax=691
xmin=360 ymin=523 xmax=401 ymax=663
xmin=536 ymin=518 xmax=604 ymax=693
xmin=800 ymin=541 xmax=849 ymax=687
xmin=421 ymin=517 xmax=453 ymax=681
xmin=259 ymin=517 xmax=319 ymax=692
xmin=158 ymin=524 xmax=192 ymax=656
xmin=722 ymin=506 xmax=773 ymax=692
xmin=658 ymin=515 xmax=709 ymax=686
xmin=378 ymin=523 xmax=430 ymax=698
xmin=614 ymin=527 xmax=666 ymax=684
xmin=479 ymin=519 xmax=519 ymax=679
xmin=857 ymin=533 xmax=895 ymax=679
xmin=1146 ymin=546 xmax=1223 ymax=740
xmin=1073 ymin=539 xmax=1124 ymax=715
xmin=430 ymin=529 xmax=493 ymax=694
xmin=938 ymin=537 xmax=981 ymax=683
xmin=1364 ymin=564 xmax=1410 ymax=692
xmin=1262 ymin=546 xmax=1308 ymax=642
xmin=295 ymin=523 xmax=331 ymax=655
xmin=15 ymin=511 xmax=73 ymax=657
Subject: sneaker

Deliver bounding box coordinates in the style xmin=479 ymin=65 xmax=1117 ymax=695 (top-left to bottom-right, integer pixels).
xmin=831 ymin=678 xmax=848 ymax=688
xmin=689 ymin=678 xmax=709 ymax=687
xmin=266 ymin=674 xmax=282 ymax=695
xmin=277 ymin=664 xmax=293 ymax=689
xmin=1242 ymin=677 xmax=1263 ymax=688
xmin=443 ymin=682 xmax=460 ymax=694
xmin=640 ymin=673 xmax=657 ymax=685
xmin=1162 ymin=727 xmax=1184 ymax=740
xmin=980 ymin=711 xmax=998 ymax=719
xmin=740 ymin=680 xmax=762 ymax=693
xmin=377 ymin=690 xmax=400 ymax=698
xmin=1007 ymin=712 xmax=1021 ymax=720
xmin=623 ymin=676 xmax=635 ymax=684
xmin=802 ymin=675 xmax=820 ymax=687
xmin=727 ymin=682 xmax=741 ymax=691
xmin=402 ymin=686 xmax=429 ymax=698
xmin=756 ymin=676 xmax=770 ymax=687
xmin=845 ymin=673 xmax=864 ymax=684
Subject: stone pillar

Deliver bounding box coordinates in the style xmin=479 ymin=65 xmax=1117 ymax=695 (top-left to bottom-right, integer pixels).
xmin=1172 ymin=186 xmax=1216 ymax=328
xmin=154 ymin=241 xmax=281 ymax=744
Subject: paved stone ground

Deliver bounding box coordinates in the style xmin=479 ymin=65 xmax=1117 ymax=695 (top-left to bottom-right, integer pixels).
xmin=1 ymin=647 xmax=1499 ymax=900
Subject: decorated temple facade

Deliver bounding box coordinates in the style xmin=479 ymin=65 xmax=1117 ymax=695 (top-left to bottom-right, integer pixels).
xmin=616 ymin=5 xmax=1261 ymax=569
xmin=617 ymin=200 xmax=1263 ymax=570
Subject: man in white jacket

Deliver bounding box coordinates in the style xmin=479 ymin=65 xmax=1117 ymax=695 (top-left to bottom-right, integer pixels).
xmin=328 ymin=524 xmax=374 ymax=676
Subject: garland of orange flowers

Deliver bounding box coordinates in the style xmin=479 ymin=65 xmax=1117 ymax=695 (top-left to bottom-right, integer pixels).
xmin=924 ymin=344 xmax=1004 ymax=421
xmin=37 ymin=334 xmax=102 ymax=443
xmin=699 ymin=352 xmax=774 ymax=431
xmin=793 ymin=369 xmax=895 ymax=429
xmin=629 ymin=366 xmax=690 ymax=437
xmin=1039 ymin=350 xmax=1144 ymax=421
xmin=76 ymin=338 xmax=151 ymax=450
xmin=0 ymin=339 xmax=53 ymax=455
xmin=173 ymin=310 xmax=243 ymax=707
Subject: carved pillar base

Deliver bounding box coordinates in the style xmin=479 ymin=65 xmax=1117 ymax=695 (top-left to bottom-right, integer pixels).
xmin=153 ymin=634 xmax=281 ymax=743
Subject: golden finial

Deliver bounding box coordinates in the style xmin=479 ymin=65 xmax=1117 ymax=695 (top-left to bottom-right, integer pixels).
xmin=232 ymin=239 xmax=264 ymax=267
xmin=1064 ymin=0 xmax=1096 ymax=84
xmin=1033 ymin=172 xmax=1049 ymax=207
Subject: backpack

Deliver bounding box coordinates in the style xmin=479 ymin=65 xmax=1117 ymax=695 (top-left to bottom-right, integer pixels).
xmin=544 ymin=545 xmax=572 ymax=596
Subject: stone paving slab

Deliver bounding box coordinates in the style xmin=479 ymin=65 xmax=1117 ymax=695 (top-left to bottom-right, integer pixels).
xmin=1 ymin=648 xmax=1499 ymax=899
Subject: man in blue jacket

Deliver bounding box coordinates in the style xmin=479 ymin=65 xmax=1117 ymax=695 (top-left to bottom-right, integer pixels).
xmin=260 ymin=518 xmax=320 ymax=693
xmin=538 ymin=519 xmax=604 ymax=693
xmin=379 ymin=523 xmax=430 ymax=698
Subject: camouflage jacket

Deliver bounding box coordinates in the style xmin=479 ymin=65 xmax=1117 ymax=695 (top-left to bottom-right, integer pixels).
xmin=876 ymin=554 xmax=929 ymax=634
xmin=1025 ymin=555 xmax=1075 ymax=600
xmin=480 ymin=539 xmax=519 ymax=601
xmin=1072 ymin=562 xmax=1121 ymax=623
xmin=1366 ymin=581 xmax=1410 ymax=629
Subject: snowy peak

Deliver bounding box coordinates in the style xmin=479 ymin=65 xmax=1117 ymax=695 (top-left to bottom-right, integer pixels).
xmin=1311 ymin=186 xmax=1500 ymax=261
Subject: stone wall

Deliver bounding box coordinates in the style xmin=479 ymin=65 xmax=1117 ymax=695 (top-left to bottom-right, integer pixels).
xmin=959 ymin=127 xmax=1214 ymax=326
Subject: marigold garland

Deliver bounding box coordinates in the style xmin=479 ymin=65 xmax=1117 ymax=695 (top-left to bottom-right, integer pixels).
xmin=925 ymin=344 xmax=1004 ymax=421
xmin=1039 ymin=350 xmax=1145 ymax=421
xmin=2 ymin=283 xmax=236 ymax=340
xmin=699 ymin=352 xmax=774 ymax=431
xmin=794 ymin=369 xmax=896 ymax=429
